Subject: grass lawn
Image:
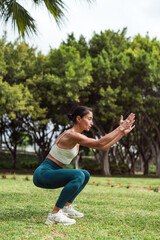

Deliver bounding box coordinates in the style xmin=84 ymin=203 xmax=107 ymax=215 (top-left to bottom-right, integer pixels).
xmin=1 ymin=174 xmax=160 ymax=240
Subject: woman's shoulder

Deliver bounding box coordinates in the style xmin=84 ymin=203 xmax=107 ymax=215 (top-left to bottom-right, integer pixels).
xmin=67 ymin=131 xmax=87 ymax=140
xmin=56 ymin=129 xmax=81 ymax=141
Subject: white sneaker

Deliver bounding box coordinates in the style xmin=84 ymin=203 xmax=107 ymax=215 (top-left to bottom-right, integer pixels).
xmin=63 ymin=205 xmax=84 ymax=218
xmin=45 ymin=210 xmax=76 ymax=225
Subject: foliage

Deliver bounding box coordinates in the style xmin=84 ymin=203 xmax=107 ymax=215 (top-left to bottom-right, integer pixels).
xmin=0 ymin=151 xmax=38 ymax=169
xmin=81 ymin=158 xmax=130 ymax=175
xmin=0 ymin=29 xmax=160 ymax=176
xmin=110 ymin=163 xmax=130 ymax=175
xmin=20 ymin=160 xmax=39 ymax=169
xmin=80 ymin=157 xmax=102 ymax=175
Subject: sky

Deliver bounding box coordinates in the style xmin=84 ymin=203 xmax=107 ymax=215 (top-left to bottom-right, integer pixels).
xmin=1 ymin=0 xmax=160 ymax=55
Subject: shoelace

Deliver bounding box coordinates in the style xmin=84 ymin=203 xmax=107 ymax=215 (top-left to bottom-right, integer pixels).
xmin=66 ymin=205 xmax=81 ymax=214
xmin=59 ymin=209 xmax=69 ymax=216
xmin=55 ymin=210 xmax=68 ymax=221
xmin=67 ymin=204 xmax=77 ymax=209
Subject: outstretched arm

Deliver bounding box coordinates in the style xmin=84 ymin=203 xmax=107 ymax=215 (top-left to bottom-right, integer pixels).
xmin=70 ymin=113 xmax=135 ymax=150
xmin=99 ymin=114 xmax=135 ymax=150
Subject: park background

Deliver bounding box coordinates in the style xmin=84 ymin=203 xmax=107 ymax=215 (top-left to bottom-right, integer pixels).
xmin=0 ymin=0 xmax=160 ymax=177
xmin=0 ymin=1 xmax=160 ymax=239
xmin=0 ymin=28 xmax=160 ymax=177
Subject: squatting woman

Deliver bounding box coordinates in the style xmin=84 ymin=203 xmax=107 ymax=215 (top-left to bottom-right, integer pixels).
xmin=33 ymin=106 xmax=135 ymax=225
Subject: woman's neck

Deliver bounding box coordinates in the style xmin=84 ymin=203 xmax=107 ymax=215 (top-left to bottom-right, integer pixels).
xmin=71 ymin=125 xmax=83 ymax=133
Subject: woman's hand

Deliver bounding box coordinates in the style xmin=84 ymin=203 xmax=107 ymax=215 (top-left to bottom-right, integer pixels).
xmin=119 ymin=113 xmax=135 ymax=135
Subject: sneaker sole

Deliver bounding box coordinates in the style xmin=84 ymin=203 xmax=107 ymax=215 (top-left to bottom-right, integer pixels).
xmin=58 ymin=222 xmax=76 ymax=226
xmin=67 ymin=214 xmax=84 ymax=218
xmin=45 ymin=219 xmax=76 ymax=226
xmin=45 ymin=219 xmax=54 ymax=225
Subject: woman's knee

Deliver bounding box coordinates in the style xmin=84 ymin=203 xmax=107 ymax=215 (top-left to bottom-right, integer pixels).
xmin=81 ymin=170 xmax=90 ymax=182
xmin=72 ymin=170 xmax=85 ymax=185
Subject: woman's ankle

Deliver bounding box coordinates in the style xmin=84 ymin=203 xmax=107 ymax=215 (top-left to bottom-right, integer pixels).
xmin=64 ymin=202 xmax=72 ymax=207
xmin=52 ymin=206 xmax=61 ymax=214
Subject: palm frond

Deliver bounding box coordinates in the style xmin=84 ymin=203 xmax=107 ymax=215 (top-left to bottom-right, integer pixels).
xmin=0 ymin=0 xmax=96 ymax=37
xmin=42 ymin=0 xmax=67 ymax=26
xmin=0 ymin=0 xmax=37 ymax=37
xmin=40 ymin=0 xmax=95 ymax=26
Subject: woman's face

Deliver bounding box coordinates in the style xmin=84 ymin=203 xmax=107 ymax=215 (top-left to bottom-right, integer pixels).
xmin=79 ymin=111 xmax=93 ymax=131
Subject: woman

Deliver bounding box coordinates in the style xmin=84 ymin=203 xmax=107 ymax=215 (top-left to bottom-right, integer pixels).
xmin=33 ymin=106 xmax=135 ymax=225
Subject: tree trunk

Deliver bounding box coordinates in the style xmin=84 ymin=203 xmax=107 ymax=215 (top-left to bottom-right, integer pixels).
xmin=155 ymin=143 xmax=160 ymax=177
xmin=143 ymin=160 xmax=149 ymax=176
xmin=0 ymin=132 xmax=2 ymax=150
xmin=140 ymin=151 xmax=149 ymax=176
xmin=101 ymin=150 xmax=111 ymax=176
xmin=139 ymin=155 xmax=144 ymax=173
xmin=130 ymin=161 xmax=135 ymax=175
xmin=34 ymin=143 xmax=49 ymax=165
xmin=73 ymin=154 xmax=80 ymax=169
xmin=37 ymin=149 xmax=47 ymax=164
xmin=11 ymin=148 xmax=17 ymax=169
xmin=129 ymin=154 xmax=135 ymax=175
xmin=73 ymin=150 xmax=83 ymax=169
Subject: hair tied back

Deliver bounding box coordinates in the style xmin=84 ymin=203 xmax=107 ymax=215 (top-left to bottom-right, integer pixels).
xmin=68 ymin=114 xmax=73 ymax=121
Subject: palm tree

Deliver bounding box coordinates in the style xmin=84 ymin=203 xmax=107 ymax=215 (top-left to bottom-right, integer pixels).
xmin=0 ymin=0 xmax=94 ymax=38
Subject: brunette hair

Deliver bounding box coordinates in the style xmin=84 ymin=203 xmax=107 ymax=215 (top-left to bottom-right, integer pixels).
xmin=68 ymin=106 xmax=93 ymax=124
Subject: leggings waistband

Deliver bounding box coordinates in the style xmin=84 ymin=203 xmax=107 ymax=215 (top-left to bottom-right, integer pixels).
xmin=43 ymin=158 xmax=63 ymax=169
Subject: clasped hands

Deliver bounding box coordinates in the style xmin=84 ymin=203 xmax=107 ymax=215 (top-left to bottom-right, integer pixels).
xmin=119 ymin=113 xmax=135 ymax=135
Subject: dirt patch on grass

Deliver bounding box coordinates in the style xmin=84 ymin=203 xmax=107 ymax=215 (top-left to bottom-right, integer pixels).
xmin=51 ymin=230 xmax=66 ymax=239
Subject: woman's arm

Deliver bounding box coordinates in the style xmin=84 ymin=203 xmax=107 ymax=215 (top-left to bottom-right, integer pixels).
xmin=71 ymin=126 xmax=124 ymax=150
xmin=70 ymin=113 xmax=135 ymax=150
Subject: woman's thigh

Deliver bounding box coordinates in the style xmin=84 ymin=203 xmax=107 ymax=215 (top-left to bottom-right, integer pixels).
xmin=33 ymin=167 xmax=85 ymax=189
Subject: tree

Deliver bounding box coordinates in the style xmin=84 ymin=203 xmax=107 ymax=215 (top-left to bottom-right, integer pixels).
xmin=0 ymin=79 xmax=44 ymax=168
xmin=1 ymin=31 xmax=160 ymax=177
xmin=26 ymin=43 xmax=93 ymax=163
xmin=0 ymin=36 xmax=46 ymax=168
xmin=0 ymin=0 xmax=95 ymax=37
xmin=0 ymin=33 xmax=7 ymax=77
xmin=123 ymin=34 xmax=160 ymax=176
xmin=62 ymin=33 xmax=89 ymax=58
xmin=86 ymin=30 xmax=160 ymax=177
xmin=87 ymin=28 xmax=131 ymax=176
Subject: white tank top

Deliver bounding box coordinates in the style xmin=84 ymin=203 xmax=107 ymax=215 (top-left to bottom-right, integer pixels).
xmin=49 ymin=131 xmax=78 ymax=165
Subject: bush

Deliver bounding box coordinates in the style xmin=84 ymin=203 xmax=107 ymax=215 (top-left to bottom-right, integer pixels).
xmin=0 ymin=151 xmax=39 ymax=170
xmin=78 ymin=157 xmax=131 ymax=175
xmin=80 ymin=157 xmax=102 ymax=175
xmin=0 ymin=151 xmax=12 ymax=169
xmin=20 ymin=160 xmax=39 ymax=169
xmin=110 ymin=163 xmax=130 ymax=175
xmin=149 ymin=165 xmax=156 ymax=174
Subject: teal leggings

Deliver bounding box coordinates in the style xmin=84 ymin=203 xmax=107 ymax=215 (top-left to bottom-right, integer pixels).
xmin=33 ymin=158 xmax=90 ymax=208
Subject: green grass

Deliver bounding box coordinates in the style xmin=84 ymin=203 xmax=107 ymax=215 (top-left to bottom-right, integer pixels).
xmin=1 ymin=175 xmax=160 ymax=240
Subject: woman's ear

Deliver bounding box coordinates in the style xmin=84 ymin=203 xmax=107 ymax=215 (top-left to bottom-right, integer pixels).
xmin=76 ymin=115 xmax=81 ymax=123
